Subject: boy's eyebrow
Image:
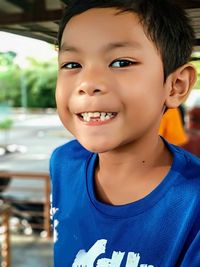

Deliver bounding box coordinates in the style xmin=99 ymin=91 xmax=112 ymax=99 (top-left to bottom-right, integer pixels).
xmin=59 ymin=43 xmax=79 ymax=53
xmin=59 ymin=41 xmax=142 ymax=54
xmin=103 ymin=41 xmax=142 ymax=52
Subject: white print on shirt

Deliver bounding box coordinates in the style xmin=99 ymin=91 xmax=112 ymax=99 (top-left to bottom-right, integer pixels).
xmin=72 ymin=239 xmax=154 ymax=267
xmin=53 ymin=219 xmax=59 ymax=243
xmin=50 ymin=202 xmax=59 ymax=243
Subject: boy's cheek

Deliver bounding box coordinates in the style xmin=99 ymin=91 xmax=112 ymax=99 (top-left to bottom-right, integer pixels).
xmin=56 ymin=105 xmax=72 ymax=133
xmin=56 ymin=83 xmax=69 ymax=106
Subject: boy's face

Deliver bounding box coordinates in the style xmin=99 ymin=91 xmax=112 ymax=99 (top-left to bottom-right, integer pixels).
xmin=56 ymin=8 xmax=169 ymax=153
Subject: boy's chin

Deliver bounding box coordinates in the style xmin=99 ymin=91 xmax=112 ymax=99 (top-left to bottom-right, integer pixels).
xmin=78 ymin=139 xmax=114 ymax=154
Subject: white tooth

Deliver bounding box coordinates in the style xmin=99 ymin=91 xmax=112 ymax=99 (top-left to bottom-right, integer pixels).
xmin=81 ymin=111 xmax=115 ymax=122
xmin=88 ymin=112 xmax=93 ymax=118
xmin=100 ymin=113 xmax=106 ymax=121
xmin=82 ymin=113 xmax=88 ymax=121
xmin=86 ymin=114 xmax=90 ymax=121
xmin=93 ymin=112 xmax=99 ymax=117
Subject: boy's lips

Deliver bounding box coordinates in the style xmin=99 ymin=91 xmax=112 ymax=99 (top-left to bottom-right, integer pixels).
xmin=76 ymin=111 xmax=117 ymax=123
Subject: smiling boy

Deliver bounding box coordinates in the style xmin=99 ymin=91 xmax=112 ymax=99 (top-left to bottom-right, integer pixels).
xmin=50 ymin=1 xmax=200 ymax=266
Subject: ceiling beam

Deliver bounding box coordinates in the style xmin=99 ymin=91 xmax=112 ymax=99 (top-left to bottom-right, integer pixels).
xmin=194 ymin=39 xmax=200 ymax=46
xmin=176 ymin=0 xmax=200 ymax=9
xmin=0 ymin=9 xmax=63 ymax=25
xmin=7 ymin=0 xmax=31 ymax=11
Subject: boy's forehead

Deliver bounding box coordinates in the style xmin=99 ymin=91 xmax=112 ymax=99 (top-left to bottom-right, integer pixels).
xmin=60 ymin=8 xmax=149 ymax=51
xmin=64 ymin=7 xmax=140 ymax=29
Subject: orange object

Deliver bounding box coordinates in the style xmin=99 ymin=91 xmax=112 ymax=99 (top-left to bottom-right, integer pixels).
xmin=159 ymin=108 xmax=188 ymax=146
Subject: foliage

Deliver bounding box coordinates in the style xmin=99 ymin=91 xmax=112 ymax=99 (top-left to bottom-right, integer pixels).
xmin=0 ymin=51 xmax=17 ymax=66
xmin=0 ymin=52 xmax=57 ymax=108
xmin=0 ymin=67 xmax=21 ymax=106
xmin=0 ymin=51 xmax=21 ymax=106
xmin=0 ymin=118 xmax=13 ymax=130
xmin=0 ymin=118 xmax=13 ymax=149
xmin=24 ymin=59 xmax=57 ymax=108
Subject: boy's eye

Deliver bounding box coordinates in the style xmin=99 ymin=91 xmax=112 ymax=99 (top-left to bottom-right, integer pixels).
xmin=110 ymin=59 xmax=135 ymax=68
xmin=61 ymin=62 xmax=81 ymax=69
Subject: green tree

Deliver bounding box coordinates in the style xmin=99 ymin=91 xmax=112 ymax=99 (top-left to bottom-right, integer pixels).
xmin=0 ymin=67 xmax=21 ymax=106
xmin=25 ymin=59 xmax=57 ymax=108
xmin=0 ymin=118 xmax=13 ymax=149
xmin=0 ymin=52 xmax=57 ymax=108
xmin=0 ymin=51 xmax=21 ymax=106
xmin=0 ymin=51 xmax=17 ymax=66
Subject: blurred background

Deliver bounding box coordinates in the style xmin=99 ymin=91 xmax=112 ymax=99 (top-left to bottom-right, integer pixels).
xmin=0 ymin=1 xmax=199 ymax=267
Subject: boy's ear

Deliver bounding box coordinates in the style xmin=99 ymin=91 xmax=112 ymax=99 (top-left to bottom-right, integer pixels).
xmin=164 ymin=64 xmax=197 ymax=108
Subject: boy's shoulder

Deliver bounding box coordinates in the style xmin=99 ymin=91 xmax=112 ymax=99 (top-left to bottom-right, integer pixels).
xmin=175 ymin=144 xmax=200 ymax=171
xmin=170 ymin=143 xmax=200 ymax=189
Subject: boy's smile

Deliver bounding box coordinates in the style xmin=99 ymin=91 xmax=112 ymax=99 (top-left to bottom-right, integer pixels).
xmin=56 ymin=8 xmax=168 ymax=153
xmin=78 ymin=112 xmax=117 ymax=124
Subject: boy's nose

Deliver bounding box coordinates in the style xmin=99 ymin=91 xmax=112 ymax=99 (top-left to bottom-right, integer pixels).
xmin=77 ymin=82 xmax=103 ymax=96
xmin=76 ymin=69 xmax=108 ymax=96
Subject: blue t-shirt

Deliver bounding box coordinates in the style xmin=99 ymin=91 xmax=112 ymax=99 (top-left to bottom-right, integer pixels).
xmin=50 ymin=139 xmax=200 ymax=267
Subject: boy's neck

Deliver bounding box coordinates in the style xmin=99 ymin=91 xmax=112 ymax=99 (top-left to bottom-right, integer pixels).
xmin=94 ymin=136 xmax=173 ymax=205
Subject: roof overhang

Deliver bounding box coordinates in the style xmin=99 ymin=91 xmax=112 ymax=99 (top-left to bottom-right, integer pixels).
xmin=0 ymin=0 xmax=199 ymax=50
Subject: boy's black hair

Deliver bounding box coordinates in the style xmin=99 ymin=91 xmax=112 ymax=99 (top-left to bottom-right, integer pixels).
xmin=57 ymin=0 xmax=195 ymax=80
